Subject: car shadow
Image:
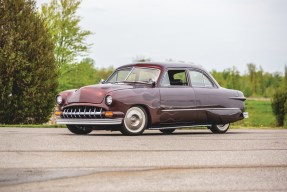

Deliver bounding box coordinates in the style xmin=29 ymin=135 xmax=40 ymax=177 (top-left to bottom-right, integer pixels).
xmin=62 ymin=130 xmax=244 ymax=137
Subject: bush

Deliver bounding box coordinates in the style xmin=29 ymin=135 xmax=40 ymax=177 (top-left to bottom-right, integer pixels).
xmin=243 ymin=86 xmax=253 ymax=97
xmin=0 ymin=0 xmax=58 ymax=124
xmin=284 ymin=102 xmax=287 ymax=128
xmin=271 ymin=89 xmax=287 ymax=126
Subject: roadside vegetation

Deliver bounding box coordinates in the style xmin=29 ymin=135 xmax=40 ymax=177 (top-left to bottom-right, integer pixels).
xmin=271 ymin=88 xmax=287 ymax=127
xmin=0 ymin=0 xmax=57 ymax=124
xmin=234 ymin=99 xmax=276 ymax=128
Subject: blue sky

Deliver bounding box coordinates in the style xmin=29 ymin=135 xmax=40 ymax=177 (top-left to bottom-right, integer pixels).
xmin=37 ymin=0 xmax=287 ymax=73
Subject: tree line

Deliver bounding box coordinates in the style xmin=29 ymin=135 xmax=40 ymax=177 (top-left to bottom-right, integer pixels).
xmin=211 ymin=63 xmax=286 ymax=98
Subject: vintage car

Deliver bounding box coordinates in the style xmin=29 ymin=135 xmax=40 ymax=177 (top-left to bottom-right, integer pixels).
xmin=55 ymin=62 xmax=248 ymax=135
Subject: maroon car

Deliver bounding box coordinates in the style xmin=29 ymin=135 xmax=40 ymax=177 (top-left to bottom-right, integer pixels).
xmin=55 ymin=62 xmax=248 ymax=135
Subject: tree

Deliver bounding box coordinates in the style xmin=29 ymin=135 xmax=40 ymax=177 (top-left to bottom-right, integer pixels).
xmin=94 ymin=66 xmax=114 ymax=83
xmin=247 ymin=63 xmax=257 ymax=95
xmin=58 ymin=58 xmax=114 ymax=91
xmin=256 ymin=66 xmax=264 ymax=95
xmin=58 ymin=58 xmax=96 ymax=90
xmin=40 ymin=0 xmax=92 ymax=75
xmin=284 ymin=65 xmax=287 ymax=88
xmin=224 ymin=67 xmax=241 ymax=90
xmin=0 ymin=0 xmax=58 ymax=124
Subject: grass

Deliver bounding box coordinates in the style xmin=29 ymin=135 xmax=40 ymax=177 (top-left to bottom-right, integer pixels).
xmin=234 ymin=99 xmax=276 ymax=128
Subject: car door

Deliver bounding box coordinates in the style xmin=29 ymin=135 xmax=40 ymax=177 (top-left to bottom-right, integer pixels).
xmin=159 ymin=68 xmax=197 ymax=124
xmin=188 ymin=69 xmax=226 ymax=123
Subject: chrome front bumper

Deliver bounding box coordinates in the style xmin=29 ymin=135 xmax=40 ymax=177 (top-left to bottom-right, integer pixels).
xmin=56 ymin=118 xmax=123 ymax=125
xmin=243 ymin=112 xmax=249 ymax=118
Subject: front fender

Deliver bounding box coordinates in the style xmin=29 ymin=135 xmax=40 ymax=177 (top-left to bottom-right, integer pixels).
xmin=108 ymin=88 xmax=161 ymax=124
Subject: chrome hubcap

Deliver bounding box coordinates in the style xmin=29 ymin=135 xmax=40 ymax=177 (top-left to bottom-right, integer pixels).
xmin=130 ymin=115 xmax=140 ymax=126
xmin=124 ymin=107 xmax=145 ymax=133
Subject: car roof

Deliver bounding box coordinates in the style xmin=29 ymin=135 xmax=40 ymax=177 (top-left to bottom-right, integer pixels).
xmin=112 ymin=62 xmax=220 ymax=88
xmin=118 ymin=62 xmax=206 ymax=71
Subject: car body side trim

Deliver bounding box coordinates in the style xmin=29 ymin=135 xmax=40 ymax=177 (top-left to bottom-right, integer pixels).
xmin=229 ymin=97 xmax=246 ymax=101
xmin=150 ymin=124 xmax=212 ymax=130
xmin=162 ymin=108 xmax=241 ymax=112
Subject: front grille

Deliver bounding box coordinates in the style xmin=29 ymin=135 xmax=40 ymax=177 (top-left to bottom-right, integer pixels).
xmin=61 ymin=106 xmax=105 ymax=119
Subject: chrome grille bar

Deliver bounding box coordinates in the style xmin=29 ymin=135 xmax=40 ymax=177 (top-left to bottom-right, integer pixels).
xmin=62 ymin=106 xmax=104 ymax=119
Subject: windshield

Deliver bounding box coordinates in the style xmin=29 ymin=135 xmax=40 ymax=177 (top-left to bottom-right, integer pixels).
xmin=106 ymin=67 xmax=160 ymax=84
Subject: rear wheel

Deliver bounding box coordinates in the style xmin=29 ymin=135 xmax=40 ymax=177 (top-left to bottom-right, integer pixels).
xmin=121 ymin=106 xmax=148 ymax=136
xmin=209 ymin=124 xmax=230 ymax=134
xmin=66 ymin=125 xmax=92 ymax=135
xmin=160 ymin=129 xmax=175 ymax=134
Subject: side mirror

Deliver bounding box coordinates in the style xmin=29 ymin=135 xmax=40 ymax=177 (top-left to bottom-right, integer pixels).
xmin=100 ymin=79 xmax=105 ymax=84
xmin=151 ymin=81 xmax=156 ymax=87
xmin=148 ymin=79 xmax=156 ymax=87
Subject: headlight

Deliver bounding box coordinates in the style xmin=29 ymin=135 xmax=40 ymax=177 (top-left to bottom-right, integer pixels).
xmin=56 ymin=95 xmax=63 ymax=105
xmin=105 ymin=95 xmax=113 ymax=105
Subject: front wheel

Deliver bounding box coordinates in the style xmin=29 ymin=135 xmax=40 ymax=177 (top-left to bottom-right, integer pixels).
xmin=67 ymin=125 xmax=92 ymax=135
xmin=120 ymin=106 xmax=148 ymax=136
xmin=209 ymin=124 xmax=230 ymax=134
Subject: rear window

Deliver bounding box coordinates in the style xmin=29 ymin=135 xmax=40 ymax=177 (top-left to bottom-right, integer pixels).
xmin=189 ymin=70 xmax=214 ymax=87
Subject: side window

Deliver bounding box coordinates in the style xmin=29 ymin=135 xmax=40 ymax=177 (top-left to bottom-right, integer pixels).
xmin=189 ymin=70 xmax=214 ymax=87
xmin=126 ymin=70 xmax=136 ymax=81
xmin=107 ymin=68 xmax=131 ymax=83
xmin=202 ymin=74 xmax=213 ymax=87
xmin=161 ymin=73 xmax=170 ymax=86
xmin=161 ymin=69 xmax=188 ymax=86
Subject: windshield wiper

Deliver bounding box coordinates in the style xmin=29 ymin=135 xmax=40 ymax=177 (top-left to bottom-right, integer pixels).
xmin=122 ymin=80 xmax=155 ymax=85
xmin=109 ymin=80 xmax=155 ymax=86
xmin=109 ymin=81 xmax=125 ymax=84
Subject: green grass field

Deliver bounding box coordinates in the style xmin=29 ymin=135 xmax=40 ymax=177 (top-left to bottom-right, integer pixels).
xmin=234 ymin=99 xmax=276 ymax=128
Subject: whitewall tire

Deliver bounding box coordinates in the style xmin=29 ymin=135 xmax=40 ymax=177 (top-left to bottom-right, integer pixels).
xmin=121 ymin=106 xmax=148 ymax=136
xmin=210 ymin=123 xmax=230 ymax=134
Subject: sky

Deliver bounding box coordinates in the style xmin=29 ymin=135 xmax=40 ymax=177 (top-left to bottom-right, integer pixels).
xmin=36 ymin=0 xmax=287 ymax=74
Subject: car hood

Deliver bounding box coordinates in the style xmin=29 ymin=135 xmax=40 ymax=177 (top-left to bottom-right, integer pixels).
xmin=66 ymin=84 xmax=133 ymax=104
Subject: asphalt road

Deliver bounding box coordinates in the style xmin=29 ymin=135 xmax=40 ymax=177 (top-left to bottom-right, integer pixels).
xmin=0 ymin=128 xmax=287 ymax=192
